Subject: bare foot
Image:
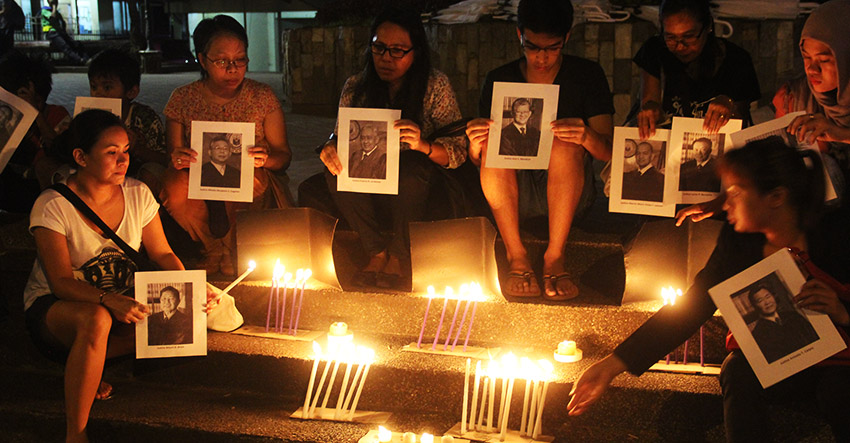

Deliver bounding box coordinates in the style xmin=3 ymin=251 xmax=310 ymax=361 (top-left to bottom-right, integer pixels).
xmin=503 ymin=257 xmax=540 ymax=297
xmin=95 ymin=380 xmax=113 ymax=400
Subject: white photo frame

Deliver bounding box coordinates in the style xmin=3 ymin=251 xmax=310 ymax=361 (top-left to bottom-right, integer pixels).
xmin=336 ymin=107 xmax=401 ymax=195
xmin=609 ymin=127 xmax=676 ymax=217
xmin=729 ymin=111 xmax=837 ymax=202
xmin=708 ymin=249 xmax=846 ymax=388
xmin=670 ymin=117 xmax=742 ymax=204
xmin=73 ymin=96 xmax=122 ymax=118
xmin=0 ymin=86 xmax=38 ymax=174
xmin=188 ymin=121 xmax=255 ymax=202
xmin=485 ymin=82 xmax=559 ymax=170
xmin=135 ymin=270 xmax=207 ymax=359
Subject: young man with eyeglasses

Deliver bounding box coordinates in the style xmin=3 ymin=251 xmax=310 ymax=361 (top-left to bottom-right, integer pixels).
xmin=466 ymin=0 xmax=614 ymax=300
xmin=633 ymin=0 xmax=760 ymax=139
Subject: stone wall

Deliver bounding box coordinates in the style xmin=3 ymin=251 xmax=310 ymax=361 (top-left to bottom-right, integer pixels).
xmin=284 ymin=18 xmax=804 ymax=123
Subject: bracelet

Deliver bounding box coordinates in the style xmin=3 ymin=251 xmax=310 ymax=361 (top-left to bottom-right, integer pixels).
xmin=425 ymin=141 xmax=433 ymax=156
xmin=98 ymin=291 xmax=107 ymax=305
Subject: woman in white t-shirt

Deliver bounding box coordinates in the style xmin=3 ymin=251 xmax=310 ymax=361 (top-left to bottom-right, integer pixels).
xmin=23 ymin=110 xmax=187 ymax=443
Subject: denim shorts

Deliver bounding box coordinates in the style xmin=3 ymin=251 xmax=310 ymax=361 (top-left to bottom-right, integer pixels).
xmin=24 ymin=294 xmax=69 ymax=364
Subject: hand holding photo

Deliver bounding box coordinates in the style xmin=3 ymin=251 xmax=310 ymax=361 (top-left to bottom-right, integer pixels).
xmin=336 ymin=107 xmax=401 ymax=195
xmin=609 ymin=127 xmax=676 ymax=217
xmin=708 ymin=249 xmax=846 ymax=388
xmin=135 ymin=270 xmax=207 ymax=359
xmin=485 ymin=82 xmax=559 ymax=170
xmin=669 ymin=117 xmax=742 ymax=204
xmin=188 ymin=121 xmax=255 ymax=202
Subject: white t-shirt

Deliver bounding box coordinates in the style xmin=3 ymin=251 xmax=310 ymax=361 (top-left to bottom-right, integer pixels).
xmin=23 ymin=178 xmax=159 ymax=311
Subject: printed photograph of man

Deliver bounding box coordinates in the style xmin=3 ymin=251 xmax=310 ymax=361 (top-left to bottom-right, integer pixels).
xmin=679 ymin=136 xmax=721 ymax=192
xmin=148 ymin=285 xmax=193 ymax=346
xmin=348 ymin=121 xmax=387 ymax=180
xmin=622 ymin=140 xmax=664 ymax=202
xmin=0 ymin=102 xmax=20 ymax=147
xmin=499 ymin=97 xmax=541 ymax=157
xmin=743 ymin=283 xmax=819 ymax=364
xmin=201 ymin=134 xmax=241 ymax=188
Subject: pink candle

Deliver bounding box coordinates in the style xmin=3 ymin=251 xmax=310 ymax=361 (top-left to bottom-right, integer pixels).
xmin=265 ymin=279 xmax=276 ymax=333
xmin=416 ymin=287 xmax=435 ymax=348
xmin=443 ymin=299 xmax=463 ymax=350
xmin=431 ymin=296 xmax=450 ymax=350
xmin=700 ymin=325 xmax=705 ymax=366
xmin=462 ymin=301 xmax=478 ymax=351
xmin=293 ymin=269 xmax=311 ymax=334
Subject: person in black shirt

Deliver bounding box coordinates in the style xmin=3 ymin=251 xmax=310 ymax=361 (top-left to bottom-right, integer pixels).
xmin=747 ymin=284 xmax=819 ymax=364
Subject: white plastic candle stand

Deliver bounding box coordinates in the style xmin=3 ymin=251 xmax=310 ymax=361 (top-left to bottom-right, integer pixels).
xmin=358 ymin=430 xmax=472 ymax=443
xmin=230 ymin=325 xmax=324 ymax=341
xmin=446 ymin=422 xmax=554 ymax=443
xmin=553 ymin=349 xmax=582 ymax=363
xmin=290 ymin=407 xmax=391 ymax=424
xmin=401 ymin=343 xmax=500 ymax=360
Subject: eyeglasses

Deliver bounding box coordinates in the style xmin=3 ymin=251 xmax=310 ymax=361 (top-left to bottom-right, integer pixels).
xmin=370 ymin=42 xmax=414 ymax=59
xmin=520 ymin=36 xmax=564 ymax=55
xmin=205 ymin=56 xmax=250 ymax=70
xmin=662 ymin=26 xmax=706 ymax=48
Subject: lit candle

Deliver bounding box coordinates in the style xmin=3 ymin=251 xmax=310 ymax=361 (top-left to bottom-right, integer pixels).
xmin=526 ymin=380 xmax=539 ymax=436
xmin=487 ymin=373 xmax=496 ymax=432
xmin=421 ymin=433 xmax=434 ymax=443
xmin=520 ymin=378 xmax=531 ymax=435
xmin=497 ymin=375 xmax=507 ymax=431
xmin=289 ymin=269 xmax=303 ymax=334
xmin=320 ymin=358 xmax=341 ymax=410
xmin=557 ymin=341 xmax=577 ymax=356
xmin=377 ymin=426 xmax=392 ymax=442
xmin=700 ymin=325 xmax=705 ymax=366
xmin=462 ymin=284 xmax=482 ymax=351
xmin=293 ymin=268 xmax=311 ymax=334
xmin=417 ymin=286 xmax=435 ymax=348
xmin=341 ymin=359 xmax=364 ymax=413
xmin=683 ymin=338 xmax=689 ymax=365
xmin=432 ymin=287 xmax=452 ymax=350
xmin=308 ymin=352 xmax=332 ymax=417
xmin=333 ymin=355 xmax=354 ymax=419
xmin=451 ymin=298 xmax=472 ymax=351
xmin=531 ymin=360 xmax=553 ymax=440
xmin=346 ymin=347 xmax=374 ymax=421
xmin=461 ymin=358 xmax=470 ymax=434
xmin=302 ymin=341 xmax=321 ymax=418
xmin=265 ymin=260 xmax=284 ymax=333
xmin=402 ymin=432 xmax=416 ymax=443
xmin=214 ymin=260 xmax=256 ymax=303
xmin=469 ymin=360 xmax=481 ymax=432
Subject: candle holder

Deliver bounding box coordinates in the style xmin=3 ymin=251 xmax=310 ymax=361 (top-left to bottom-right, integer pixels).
xmin=447 ymin=354 xmax=555 ymax=442
xmin=402 ymin=283 xmax=498 ymax=359
xmin=234 ymin=262 xmax=323 ymax=341
xmin=359 ymin=427 xmax=471 ymax=443
xmin=291 ymin=341 xmax=390 ymax=424
xmin=649 ymin=287 xmax=720 ymax=375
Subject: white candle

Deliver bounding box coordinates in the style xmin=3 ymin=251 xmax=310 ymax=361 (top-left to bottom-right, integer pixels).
xmin=526 ymin=381 xmax=539 ymax=436
xmin=346 ymin=361 xmax=370 ymax=420
xmin=341 ymin=361 xmax=364 ymax=413
xmin=487 ymin=374 xmax=495 ymax=432
xmin=420 ymin=433 xmax=434 ymax=443
xmin=214 ymin=260 xmax=256 ymax=303
xmin=497 ymin=376 xmax=507 ymax=430
xmin=309 ymin=357 xmax=332 ymax=417
xmin=520 ymin=379 xmax=531 ymax=434
xmin=377 ymin=426 xmax=392 ymax=442
xmin=461 ymin=358 xmax=470 ymax=434
xmin=499 ymin=377 xmax=515 ymax=441
xmin=532 ymin=380 xmax=550 ymax=440
xmin=320 ymin=359 xmax=341 ymax=410
xmin=402 ymin=432 xmax=416 ymax=443
xmin=477 ymin=377 xmax=488 ymax=430
xmin=302 ymin=342 xmax=321 ymax=419
xmin=469 ymin=361 xmax=481 ymax=432
xmin=334 ymin=360 xmax=353 ymax=419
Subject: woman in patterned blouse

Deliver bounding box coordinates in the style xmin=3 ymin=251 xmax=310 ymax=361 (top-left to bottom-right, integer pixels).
xmin=319 ymin=6 xmax=467 ymax=290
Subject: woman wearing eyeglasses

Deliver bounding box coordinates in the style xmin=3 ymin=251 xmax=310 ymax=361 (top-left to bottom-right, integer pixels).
xmin=161 ymin=15 xmax=293 ymax=275
xmin=318 ymin=6 xmax=465 ymax=290
xmin=633 ymin=0 xmax=760 ymax=139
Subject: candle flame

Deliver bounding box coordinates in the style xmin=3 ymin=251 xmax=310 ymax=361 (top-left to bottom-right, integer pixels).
xmin=247 ymin=260 xmax=257 ymax=271
xmin=312 ymin=341 xmax=322 ymax=358
xmin=377 ymin=426 xmax=392 ymax=442
xmin=421 ymin=433 xmax=434 ymax=443
xmin=661 ymin=286 xmax=684 ymax=306
xmin=304 ymin=269 xmax=313 ymax=280
xmin=427 ymin=285 xmax=436 ymax=298
xmin=296 ymin=268 xmax=304 ymax=282
xmin=538 ymin=359 xmax=554 ymax=377
xmin=445 ymin=286 xmax=454 ymax=298
xmin=273 ymin=259 xmax=285 ymax=282
xmin=284 ymin=272 xmax=293 ymax=283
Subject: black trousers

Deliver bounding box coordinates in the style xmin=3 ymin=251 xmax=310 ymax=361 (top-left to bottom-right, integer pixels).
xmin=720 ymin=350 xmax=850 ymax=442
xmin=326 ymin=150 xmax=440 ymax=259
xmin=47 ymin=30 xmax=86 ymax=64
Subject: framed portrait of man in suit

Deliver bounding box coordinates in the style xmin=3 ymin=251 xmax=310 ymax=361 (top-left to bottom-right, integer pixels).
xmin=0 ymin=86 xmax=38 ymax=174
xmin=188 ymin=121 xmax=255 ymax=202
xmin=336 ymin=107 xmax=401 ymax=195
xmin=135 ymin=270 xmax=207 ymax=359
xmin=484 ymin=82 xmax=559 ymax=170
xmin=670 ymin=117 xmax=741 ymax=204
xmin=609 ymin=127 xmax=677 ymax=217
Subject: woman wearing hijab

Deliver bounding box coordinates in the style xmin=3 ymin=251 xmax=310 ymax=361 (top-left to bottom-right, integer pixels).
xmin=775 ymin=0 xmax=850 ymax=202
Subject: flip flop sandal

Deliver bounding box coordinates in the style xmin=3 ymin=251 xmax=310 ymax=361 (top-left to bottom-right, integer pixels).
xmin=503 ymin=270 xmax=541 ymax=297
xmin=542 ymin=273 xmax=579 ymax=301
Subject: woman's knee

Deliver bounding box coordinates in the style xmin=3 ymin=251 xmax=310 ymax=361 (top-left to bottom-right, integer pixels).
xmin=78 ymin=305 xmax=113 ymax=342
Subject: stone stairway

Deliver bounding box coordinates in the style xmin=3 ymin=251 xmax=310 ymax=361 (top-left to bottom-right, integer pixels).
xmin=0 ymin=209 xmax=834 ymax=442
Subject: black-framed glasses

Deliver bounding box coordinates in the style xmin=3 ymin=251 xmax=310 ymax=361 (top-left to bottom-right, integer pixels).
xmin=520 ymin=36 xmax=564 ymax=55
xmin=205 ymin=56 xmax=250 ymax=69
xmin=662 ymin=26 xmax=706 ymax=48
xmin=370 ymin=42 xmax=414 ymax=59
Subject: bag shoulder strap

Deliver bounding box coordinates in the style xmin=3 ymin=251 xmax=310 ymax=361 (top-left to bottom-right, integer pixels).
xmin=49 ymin=183 xmax=145 ymax=263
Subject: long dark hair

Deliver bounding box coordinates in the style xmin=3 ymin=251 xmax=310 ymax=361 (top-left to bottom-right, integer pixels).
xmin=192 ymin=15 xmax=249 ymax=79
xmin=351 ymin=6 xmax=430 ymax=123
xmin=720 ymin=137 xmax=825 ymax=229
xmin=53 ymin=110 xmax=125 ymax=166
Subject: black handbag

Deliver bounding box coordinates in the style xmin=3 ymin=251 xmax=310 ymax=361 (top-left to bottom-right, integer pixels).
xmin=49 ymin=183 xmax=160 ymax=271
